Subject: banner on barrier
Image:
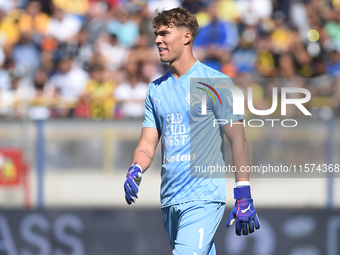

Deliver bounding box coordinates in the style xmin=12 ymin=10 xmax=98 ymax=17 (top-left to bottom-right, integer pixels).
xmin=0 ymin=149 xmax=23 ymax=186
xmin=0 ymin=209 xmax=339 ymax=255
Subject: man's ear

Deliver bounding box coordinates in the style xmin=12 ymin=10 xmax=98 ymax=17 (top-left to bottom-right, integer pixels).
xmin=183 ymin=31 xmax=192 ymax=46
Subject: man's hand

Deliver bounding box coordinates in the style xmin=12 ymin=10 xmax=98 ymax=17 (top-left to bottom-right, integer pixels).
xmin=124 ymin=162 xmax=142 ymax=205
xmin=226 ymin=186 xmax=260 ymax=236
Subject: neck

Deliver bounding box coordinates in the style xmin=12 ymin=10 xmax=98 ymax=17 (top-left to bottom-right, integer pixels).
xmin=170 ymin=50 xmax=197 ymax=80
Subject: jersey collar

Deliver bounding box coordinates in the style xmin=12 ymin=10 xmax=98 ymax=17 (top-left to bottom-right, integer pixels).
xmin=170 ymin=60 xmax=200 ymax=83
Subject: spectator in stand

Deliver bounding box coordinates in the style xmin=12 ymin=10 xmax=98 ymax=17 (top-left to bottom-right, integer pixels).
xmin=256 ymin=35 xmax=276 ymax=78
xmin=55 ymin=28 xmax=94 ymax=71
xmin=33 ymin=69 xmax=48 ymax=99
xmin=136 ymin=3 xmax=155 ymax=47
xmin=124 ymin=3 xmax=159 ymax=79
xmin=12 ymin=32 xmax=41 ymax=73
xmin=290 ymin=0 xmax=310 ymax=40
xmin=0 ymin=68 xmax=35 ymax=118
xmin=232 ymin=27 xmax=257 ymax=74
xmin=181 ymin=0 xmax=205 ymax=15
xmin=78 ymin=64 xmax=116 ymax=119
xmin=83 ymin=1 xmax=109 ymax=45
xmin=278 ymin=53 xmax=296 ymax=78
xmin=40 ymin=47 xmax=56 ymax=76
xmin=147 ymin=0 xmax=181 ymax=13
xmin=271 ymin=11 xmax=293 ymax=54
xmin=29 ymin=69 xmax=57 ymax=110
xmin=45 ymin=56 xmax=89 ymax=117
xmin=288 ymin=28 xmax=312 ymax=77
xmin=122 ymin=0 xmax=143 ymax=15
xmin=324 ymin=9 xmax=340 ymax=51
xmin=114 ymin=73 xmax=148 ymax=119
xmin=194 ymin=2 xmax=239 ymax=70
xmin=215 ymin=0 xmax=239 ymax=22
xmin=89 ymin=0 xmax=118 ymax=9
xmin=0 ymin=47 xmax=10 ymax=91
xmin=107 ymin=9 xmax=139 ymax=48
xmin=96 ymin=32 xmax=129 ymax=71
xmin=73 ymin=28 xmax=94 ymax=71
xmin=52 ymin=0 xmax=89 ymax=16
xmin=326 ymin=51 xmax=340 ymax=77
xmin=18 ymin=0 xmax=50 ymax=36
xmin=0 ymin=8 xmax=20 ymax=46
xmin=141 ymin=60 xmax=163 ymax=84
xmin=46 ymin=6 xmax=82 ymax=43
xmin=0 ymin=0 xmax=17 ymax=14
xmin=237 ymin=0 xmax=273 ymax=26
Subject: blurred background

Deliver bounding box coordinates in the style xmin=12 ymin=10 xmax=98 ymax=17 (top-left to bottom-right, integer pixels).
xmin=0 ymin=0 xmax=339 ymax=254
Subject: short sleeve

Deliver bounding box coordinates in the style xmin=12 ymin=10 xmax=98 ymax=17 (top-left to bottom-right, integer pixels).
xmin=142 ymin=84 xmax=158 ymax=129
xmin=210 ymin=77 xmax=243 ymax=126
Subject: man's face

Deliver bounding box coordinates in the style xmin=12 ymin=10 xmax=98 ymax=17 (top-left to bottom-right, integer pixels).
xmin=154 ymin=25 xmax=186 ymax=63
xmin=59 ymin=59 xmax=72 ymax=73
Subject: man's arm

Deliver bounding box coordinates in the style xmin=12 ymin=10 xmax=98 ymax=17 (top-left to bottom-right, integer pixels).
xmin=223 ymin=120 xmax=260 ymax=235
xmin=124 ymin=127 xmax=160 ymax=205
xmin=131 ymin=127 xmax=161 ymax=173
xmin=222 ymin=120 xmax=249 ymax=182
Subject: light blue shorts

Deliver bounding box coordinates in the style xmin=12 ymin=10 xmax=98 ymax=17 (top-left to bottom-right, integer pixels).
xmin=161 ymin=201 xmax=225 ymax=255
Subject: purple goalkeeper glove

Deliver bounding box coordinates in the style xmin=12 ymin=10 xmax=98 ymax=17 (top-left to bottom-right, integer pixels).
xmin=226 ymin=186 xmax=260 ymax=236
xmin=124 ymin=162 xmax=142 ymax=205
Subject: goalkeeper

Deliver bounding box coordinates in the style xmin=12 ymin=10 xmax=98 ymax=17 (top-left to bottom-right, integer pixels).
xmin=124 ymin=7 xmax=260 ymax=255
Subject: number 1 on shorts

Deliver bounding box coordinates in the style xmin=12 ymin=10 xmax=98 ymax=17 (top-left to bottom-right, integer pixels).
xmin=198 ymin=228 xmax=204 ymax=249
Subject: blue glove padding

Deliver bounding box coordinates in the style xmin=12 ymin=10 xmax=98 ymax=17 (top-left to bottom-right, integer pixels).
xmin=124 ymin=162 xmax=142 ymax=205
xmin=226 ymin=186 xmax=260 ymax=236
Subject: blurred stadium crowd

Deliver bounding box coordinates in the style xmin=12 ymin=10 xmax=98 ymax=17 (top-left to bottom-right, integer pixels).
xmin=0 ymin=0 xmax=339 ymax=120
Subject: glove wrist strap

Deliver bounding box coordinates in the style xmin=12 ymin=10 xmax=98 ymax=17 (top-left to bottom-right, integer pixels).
xmin=234 ymin=186 xmax=251 ymax=199
xmin=133 ymin=164 xmax=142 ymax=173
xmin=129 ymin=163 xmax=143 ymax=173
xmin=236 ymin=181 xmax=250 ymax=186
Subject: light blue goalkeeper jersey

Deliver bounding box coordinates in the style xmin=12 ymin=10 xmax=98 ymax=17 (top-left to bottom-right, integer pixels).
xmin=143 ymin=60 xmax=242 ymax=208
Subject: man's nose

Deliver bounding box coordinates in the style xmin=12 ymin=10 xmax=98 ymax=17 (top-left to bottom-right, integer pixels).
xmin=155 ymin=35 xmax=162 ymax=45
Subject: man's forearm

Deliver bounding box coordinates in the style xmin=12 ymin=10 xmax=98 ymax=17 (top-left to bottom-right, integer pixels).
xmin=231 ymin=140 xmax=250 ymax=182
xmin=129 ymin=127 xmax=160 ymax=173
xmin=131 ymin=145 xmax=155 ymax=173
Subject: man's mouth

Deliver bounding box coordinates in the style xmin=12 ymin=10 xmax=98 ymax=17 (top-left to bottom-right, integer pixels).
xmin=158 ymin=47 xmax=167 ymax=53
